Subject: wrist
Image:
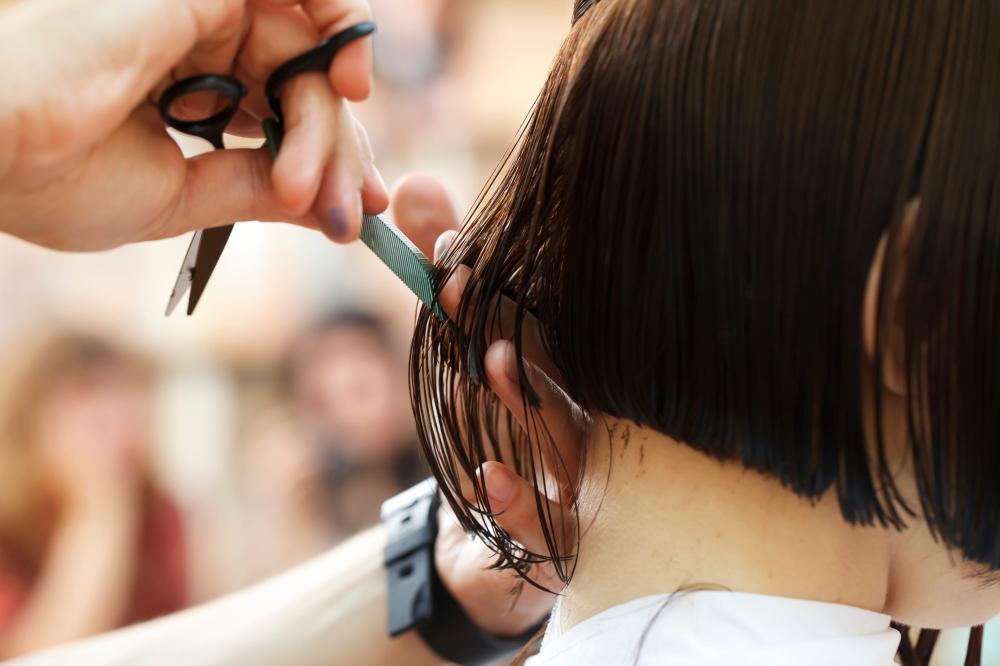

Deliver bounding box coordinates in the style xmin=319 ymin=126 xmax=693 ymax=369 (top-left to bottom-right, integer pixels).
xmin=438 ymin=565 xmax=546 ymax=639
xmin=382 ymin=479 xmax=545 ymax=665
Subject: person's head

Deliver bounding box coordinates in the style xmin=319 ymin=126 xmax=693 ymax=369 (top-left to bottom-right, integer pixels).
xmin=412 ymin=0 xmax=1000 ymax=618
xmin=0 ymin=332 xmax=154 ymax=566
xmin=291 ymin=311 xmax=411 ymax=462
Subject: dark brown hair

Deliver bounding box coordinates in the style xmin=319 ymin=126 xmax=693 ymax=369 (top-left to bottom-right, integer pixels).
xmin=411 ymin=0 xmax=1000 ymax=581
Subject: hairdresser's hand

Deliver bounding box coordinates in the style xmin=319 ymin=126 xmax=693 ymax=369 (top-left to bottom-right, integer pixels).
xmin=431 ymin=508 xmax=558 ymax=638
xmin=0 ymin=0 xmax=387 ymax=251
xmin=392 ymin=174 xmax=588 ymax=637
xmin=432 ymin=337 xmax=582 ymax=637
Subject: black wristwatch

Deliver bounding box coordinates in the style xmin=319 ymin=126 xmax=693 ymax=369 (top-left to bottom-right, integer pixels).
xmin=381 ymin=478 xmax=544 ymax=665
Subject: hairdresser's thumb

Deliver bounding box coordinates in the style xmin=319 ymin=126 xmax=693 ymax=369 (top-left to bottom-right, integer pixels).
xmin=153 ymin=147 xmax=290 ymax=239
xmin=477 ymin=461 xmax=569 ymax=557
xmin=391 ymin=174 xmax=461 ymax=257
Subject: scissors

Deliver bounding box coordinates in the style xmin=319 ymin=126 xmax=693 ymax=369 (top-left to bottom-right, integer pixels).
xmin=159 ymin=23 xmax=377 ymax=316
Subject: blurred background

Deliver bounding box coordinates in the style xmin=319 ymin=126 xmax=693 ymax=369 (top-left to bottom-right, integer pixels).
xmin=0 ymin=0 xmax=568 ymax=657
xmin=0 ymin=0 xmax=995 ymax=662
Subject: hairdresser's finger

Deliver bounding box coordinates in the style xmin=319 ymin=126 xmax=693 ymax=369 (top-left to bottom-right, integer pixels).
xmin=265 ymin=0 xmax=375 ymax=100
xmin=353 ymin=115 xmax=390 ymax=214
xmin=150 ymin=146 xmax=288 ymax=239
xmin=178 ymin=1 xmax=246 ymax=73
xmin=273 ymin=74 xmax=346 ymax=223
xmin=311 ymin=111 xmax=389 ymax=228
xmin=216 ymin=6 xmax=314 ymax=131
xmin=474 ymin=462 xmax=573 ymax=557
xmin=391 ymin=174 xmax=463 ymax=258
xmin=444 ymin=383 xmax=520 ymax=503
xmin=435 ymin=507 xmax=558 ymax=637
xmin=163 ymin=4 xmax=248 ymax=120
xmin=483 ymin=340 xmax=581 ymax=485
xmin=233 ymin=7 xmax=375 ymax=235
xmin=438 ymin=271 xmax=565 ymax=387
xmin=234 ymin=8 xmax=334 ymax=218
xmin=94 ymin=0 xmax=251 ymax=124
xmin=307 ymin=102 xmax=383 ymax=240
xmin=434 ymin=230 xmax=458 ymax=263
xmin=493 ymin=296 xmax=565 ymax=386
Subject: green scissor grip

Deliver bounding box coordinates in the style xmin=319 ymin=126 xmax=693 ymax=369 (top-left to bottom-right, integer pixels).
xmin=261 ymin=118 xmax=446 ymax=321
xmin=263 ymin=118 xmax=283 ymax=160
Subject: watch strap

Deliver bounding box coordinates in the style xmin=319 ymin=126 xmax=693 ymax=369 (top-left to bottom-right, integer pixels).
xmin=382 ymin=478 xmax=546 ymax=665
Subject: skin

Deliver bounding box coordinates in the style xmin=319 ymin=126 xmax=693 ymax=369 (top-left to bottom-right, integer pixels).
xmin=549 ymin=413 xmax=1000 ymax=634
xmin=0 ymin=0 xmax=389 ymax=250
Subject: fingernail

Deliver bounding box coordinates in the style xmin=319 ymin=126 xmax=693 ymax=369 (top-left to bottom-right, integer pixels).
xmin=374 ymin=166 xmax=389 ymax=198
xmin=434 ymin=231 xmax=457 ymax=262
xmin=325 ymin=207 xmax=348 ymax=239
xmin=483 ymin=464 xmax=515 ymax=504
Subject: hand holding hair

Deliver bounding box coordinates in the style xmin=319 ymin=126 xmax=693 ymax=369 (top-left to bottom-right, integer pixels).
xmin=391 ymin=174 xmax=586 ymax=638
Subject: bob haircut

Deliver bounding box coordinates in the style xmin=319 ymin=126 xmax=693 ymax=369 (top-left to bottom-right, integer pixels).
xmin=411 ymin=0 xmax=1000 ymax=579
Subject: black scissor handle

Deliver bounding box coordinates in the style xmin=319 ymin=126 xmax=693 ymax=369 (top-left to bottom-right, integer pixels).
xmin=158 ymin=74 xmax=248 ymax=150
xmin=264 ymin=21 xmax=377 ymax=123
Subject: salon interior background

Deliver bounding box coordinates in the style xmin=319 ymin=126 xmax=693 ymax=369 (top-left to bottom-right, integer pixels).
xmin=0 ymin=0 xmax=994 ymax=662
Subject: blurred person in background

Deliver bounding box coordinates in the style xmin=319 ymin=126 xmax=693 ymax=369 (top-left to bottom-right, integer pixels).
xmin=371 ymin=0 xmax=452 ymax=91
xmin=241 ymin=311 xmax=424 ymax=576
xmin=0 ymin=334 xmax=186 ymax=658
xmin=292 ymin=311 xmax=424 ymax=521
xmin=358 ymin=0 xmax=477 ymax=190
xmin=0 ymin=0 xmax=569 ymax=662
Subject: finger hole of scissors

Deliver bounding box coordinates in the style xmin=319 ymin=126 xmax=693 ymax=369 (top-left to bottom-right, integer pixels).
xmin=159 ymin=75 xmax=247 ymax=149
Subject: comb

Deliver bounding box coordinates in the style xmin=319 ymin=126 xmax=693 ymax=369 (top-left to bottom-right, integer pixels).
xmin=262 ymin=119 xmax=445 ymax=321
xmin=360 ymin=214 xmax=446 ymax=320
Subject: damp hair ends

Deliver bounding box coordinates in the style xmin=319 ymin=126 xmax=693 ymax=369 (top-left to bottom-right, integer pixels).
xmin=410 ymin=0 xmax=1000 ymax=580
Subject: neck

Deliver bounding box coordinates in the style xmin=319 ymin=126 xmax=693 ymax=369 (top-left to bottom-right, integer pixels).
xmin=558 ymin=421 xmax=892 ymax=631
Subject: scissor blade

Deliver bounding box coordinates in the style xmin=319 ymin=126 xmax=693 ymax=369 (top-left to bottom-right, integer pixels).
xmin=165 ymin=232 xmax=203 ymax=316
xmin=186 ymin=224 xmax=234 ymax=315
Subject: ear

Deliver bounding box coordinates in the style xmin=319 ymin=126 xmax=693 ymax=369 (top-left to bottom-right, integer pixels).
xmin=863 ymin=200 xmax=920 ymax=396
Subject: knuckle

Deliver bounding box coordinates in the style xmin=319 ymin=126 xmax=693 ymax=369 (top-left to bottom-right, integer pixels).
xmin=187 ymin=0 xmax=244 ymax=38
xmin=346 ymin=1 xmax=374 ymax=23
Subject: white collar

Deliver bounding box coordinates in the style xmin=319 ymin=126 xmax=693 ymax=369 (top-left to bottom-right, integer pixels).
xmin=528 ymin=591 xmax=899 ymax=665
